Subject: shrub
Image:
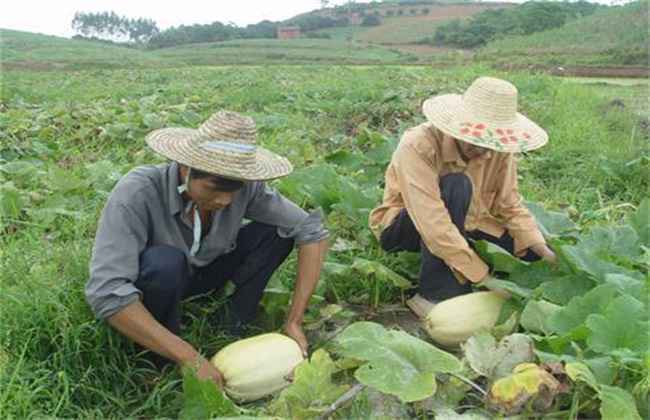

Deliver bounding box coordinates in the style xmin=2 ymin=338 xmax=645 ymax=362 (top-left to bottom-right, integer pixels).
xmin=362 ymin=15 xmax=382 ymax=26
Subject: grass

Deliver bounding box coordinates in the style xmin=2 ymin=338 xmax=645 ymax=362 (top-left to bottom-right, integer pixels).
xmin=311 ymin=3 xmax=513 ymax=45
xmin=562 ymin=77 xmax=650 ymax=118
xmin=355 ymin=17 xmax=444 ymax=45
xmin=153 ymin=38 xmax=409 ymax=65
xmin=0 ymin=29 xmax=163 ymax=70
xmin=0 ymin=29 xmax=416 ymax=70
xmin=1 ymin=63 xmax=647 ymax=417
xmin=479 ymin=0 xmax=650 ymax=67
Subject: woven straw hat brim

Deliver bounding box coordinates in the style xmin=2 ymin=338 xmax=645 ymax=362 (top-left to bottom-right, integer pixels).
xmin=145 ymin=128 xmax=293 ymax=181
xmin=423 ymin=94 xmax=548 ymax=153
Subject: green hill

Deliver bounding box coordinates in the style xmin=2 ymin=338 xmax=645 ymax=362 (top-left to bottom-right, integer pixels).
xmin=0 ymin=29 xmax=162 ymax=70
xmin=0 ymin=29 xmax=415 ymax=70
xmin=478 ymin=0 xmax=649 ymax=67
xmin=310 ymin=3 xmax=515 ymax=45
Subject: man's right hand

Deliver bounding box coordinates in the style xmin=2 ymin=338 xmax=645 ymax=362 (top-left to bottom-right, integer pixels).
xmin=183 ymin=355 xmax=225 ymax=389
xmin=107 ymin=302 xmax=226 ymax=389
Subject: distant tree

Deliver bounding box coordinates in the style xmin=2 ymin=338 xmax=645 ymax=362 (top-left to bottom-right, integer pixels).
xmin=421 ymin=8 xmax=430 ymax=15
xmin=361 ymin=14 xmax=382 ymax=26
xmin=397 ymin=9 xmax=404 ymax=16
xmin=72 ymin=11 xmax=158 ymax=43
xmin=410 ymin=8 xmax=418 ymax=15
xmin=386 ymin=10 xmax=395 ymax=16
xmin=320 ymin=0 xmax=331 ymax=9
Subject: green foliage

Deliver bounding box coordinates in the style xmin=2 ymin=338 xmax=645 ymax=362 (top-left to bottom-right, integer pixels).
xmin=479 ymin=0 xmax=650 ymax=67
xmin=270 ymin=349 xmax=349 ymax=419
xmin=334 ymin=322 xmax=461 ymax=402
xmin=1 ymin=63 xmax=647 ymax=418
xmin=463 ymin=333 xmax=535 ymax=381
xmin=72 ymin=11 xmax=159 ymax=44
xmin=180 ymin=366 xmax=239 ymax=419
xmin=567 ymin=363 xmax=643 ymax=420
xmin=432 ymin=1 xmax=602 ymax=48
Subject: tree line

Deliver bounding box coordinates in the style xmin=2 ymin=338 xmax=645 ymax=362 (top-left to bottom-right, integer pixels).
xmin=72 ymin=12 xmax=159 ymax=44
xmin=71 ymin=11 xmax=350 ymax=49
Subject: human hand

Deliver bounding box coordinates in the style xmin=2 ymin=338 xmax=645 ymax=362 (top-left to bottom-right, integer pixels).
xmin=285 ymin=321 xmax=309 ymax=358
xmin=182 ymin=354 xmax=224 ymax=389
xmin=530 ymin=243 xmax=557 ymax=264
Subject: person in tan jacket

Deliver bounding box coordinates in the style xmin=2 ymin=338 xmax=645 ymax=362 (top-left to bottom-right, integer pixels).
xmin=369 ymin=77 xmax=556 ymax=303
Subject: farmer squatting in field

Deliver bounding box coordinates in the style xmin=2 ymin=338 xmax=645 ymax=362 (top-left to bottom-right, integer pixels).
xmin=85 ymin=111 xmax=328 ymax=388
xmin=370 ymin=76 xmax=558 ymax=310
xmin=84 ymin=76 xmax=557 ymax=390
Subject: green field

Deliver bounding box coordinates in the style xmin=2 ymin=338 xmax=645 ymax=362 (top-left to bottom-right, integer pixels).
xmin=153 ymin=38 xmax=409 ymax=65
xmin=479 ymin=0 xmax=650 ymax=66
xmin=0 ymin=29 xmax=163 ymax=69
xmin=0 ymin=29 xmax=418 ymax=70
xmin=1 ymin=59 xmax=648 ymax=418
xmin=563 ymin=77 xmax=650 ymax=118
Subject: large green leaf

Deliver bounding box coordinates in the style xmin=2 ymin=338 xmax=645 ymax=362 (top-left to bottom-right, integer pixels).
xmin=547 ymin=284 xmax=618 ymax=337
xmin=603 ymin=273 xmax=647 ymax=298
xmin=565 ymin=362 xmax=599 ymax=391
xmin=481 ymin=277 xmax=533 ymax=299
xmin=473 ymin=240 xmax=526 ymax=274
xmin=566 ymin=363 xmax=642 ymax=420
xmin=508 ymin=260 xmax=556 ymax=290
xmin=180 ymin=366 xmax=239 ymax=420
xmin=351 ymin=258 xmax=412 ymax=290
xmin=463 ymin=332 xmax=535 ymax=381
xmin=270 ymin=349 xmax=349 ymax=419
xmin=526 ymin=201 xmax=577 ymax=238
xmin=540 ymin=274 xmax=595 ymax=305
xmin=520 ymin=300 xmax=561 ymax=335
xmin=334 ymin=322 xmax=461 ymax=402
xmin=586 ymin=295 xmax=649 ymax=355
xmin=599 ymin=385 xmax=642 ymax=420
xmin=579 ymin=225 xmax=641 ymax=261
xmin=560 ymin=244 xmax=639 ymax=282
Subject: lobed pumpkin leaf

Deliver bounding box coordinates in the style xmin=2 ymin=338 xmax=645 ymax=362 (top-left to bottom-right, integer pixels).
xmin=334 ymin=322 xmax=461 ymax=402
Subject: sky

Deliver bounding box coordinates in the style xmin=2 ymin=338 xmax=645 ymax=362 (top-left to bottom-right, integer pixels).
xmin=0 ymin=0 xmax=624 ymax=38
xmin=0 ymin=0 xmax=363 ymax=38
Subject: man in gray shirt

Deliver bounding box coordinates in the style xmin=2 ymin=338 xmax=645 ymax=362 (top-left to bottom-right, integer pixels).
xmin=86 ymin=111 xmax=328 ymax=387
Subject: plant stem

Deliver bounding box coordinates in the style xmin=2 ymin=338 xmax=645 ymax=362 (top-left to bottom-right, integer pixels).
xmin=319 ymin=383 xmax=366 ymax=419
xmin=450 ymin=373 xmax=487 ymax=397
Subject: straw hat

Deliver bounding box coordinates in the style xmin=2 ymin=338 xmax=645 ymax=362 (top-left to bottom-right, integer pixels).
xmin=145 ymin=110 xmax=293 ymax=181
xmin=422 ymin=77 xmax=548 ymax=153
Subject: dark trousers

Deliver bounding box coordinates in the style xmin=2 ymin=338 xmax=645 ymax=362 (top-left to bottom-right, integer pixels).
xmin=380 ymin=173 xmax=539 ymax=302
xmin=135 ymin=221 xmax=294 ymax=342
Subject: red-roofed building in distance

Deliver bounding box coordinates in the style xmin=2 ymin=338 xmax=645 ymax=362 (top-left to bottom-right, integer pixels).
xmin=277 ymin=26 xmax=301 ymax=39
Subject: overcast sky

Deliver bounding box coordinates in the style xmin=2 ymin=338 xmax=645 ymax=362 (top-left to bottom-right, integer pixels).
xmin=1 ymin=0 xmax=624 ymax=38
xmin=0 ymin=0 xmax=364 ymax=38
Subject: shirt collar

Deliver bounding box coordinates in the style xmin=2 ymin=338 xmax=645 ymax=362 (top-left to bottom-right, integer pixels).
xmin=168 ymin=161 xmax=184 ymax=216
xmin=440 ymin=133 xmax=493 ymax=166
xmin=441 ymin=134 xmax=466 ymax=167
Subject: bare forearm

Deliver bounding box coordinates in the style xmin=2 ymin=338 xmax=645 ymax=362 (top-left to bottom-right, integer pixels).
xmin=107 ymin=300 xmax=198 ymax=364
xmin=287 ymin=239 xmax=328 ymax=324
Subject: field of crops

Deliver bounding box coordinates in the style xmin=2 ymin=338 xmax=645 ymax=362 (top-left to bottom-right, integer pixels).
xmin=1 ymin=64 xmax=648 ymax=418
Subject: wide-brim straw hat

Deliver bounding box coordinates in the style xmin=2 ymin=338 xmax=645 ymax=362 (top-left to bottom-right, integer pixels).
xmin=145 ymin=110 xmax=293 ymax=181
xmin=422 ymin=77 xmax=548 ymax=153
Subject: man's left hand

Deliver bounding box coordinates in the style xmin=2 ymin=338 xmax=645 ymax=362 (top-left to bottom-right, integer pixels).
xmin=530 ymin=243 xmax=557 ymax=264
xmin=285 ymin=321 xmax=309 ymax=358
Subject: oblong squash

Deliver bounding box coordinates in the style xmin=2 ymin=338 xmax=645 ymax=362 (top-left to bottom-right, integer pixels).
xmin=211 ymin=333 xmax=303 ymax=402
xmin=423 ymin=291 xmax=507 ymax=347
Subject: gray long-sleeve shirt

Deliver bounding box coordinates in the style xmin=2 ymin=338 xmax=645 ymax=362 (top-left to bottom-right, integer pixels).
xmin=86 ymin=161 xmax=328 ymax=320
